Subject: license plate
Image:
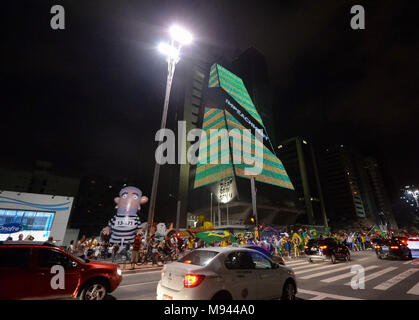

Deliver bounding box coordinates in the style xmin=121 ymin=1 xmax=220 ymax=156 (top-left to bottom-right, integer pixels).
xmin=163 ymin=294 xmax=173 ymax=300
xmin=381 ymin=246 xmax=389 ymax=251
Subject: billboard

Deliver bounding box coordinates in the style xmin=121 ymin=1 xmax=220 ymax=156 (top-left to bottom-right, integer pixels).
xmin=0 ymin=209 xmax=55 ymax=241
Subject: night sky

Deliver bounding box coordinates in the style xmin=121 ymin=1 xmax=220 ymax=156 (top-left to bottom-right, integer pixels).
xmin=2 ymin=1 xmax=418 ymax=205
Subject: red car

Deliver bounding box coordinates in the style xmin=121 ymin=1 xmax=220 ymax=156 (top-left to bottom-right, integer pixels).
xmin=0 ymin=241 xmax=122 ymax=300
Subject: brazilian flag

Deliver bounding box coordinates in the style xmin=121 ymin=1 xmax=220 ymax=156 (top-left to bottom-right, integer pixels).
xmin=308 ymin=228 xmax=318 ymax=239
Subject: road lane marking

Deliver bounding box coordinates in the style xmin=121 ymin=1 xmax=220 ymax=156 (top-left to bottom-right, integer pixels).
xmin=407 ymin=282 xmax=419 ymax=295
xmin=285 ymin=261 xmax=310 ymax=267
xmin=374 ymin=269 xmax=419 ymax=291
xmin=292 ymin=262 xmax=330 ymax=271
xmin=403 ymin=260 xmax=413 ymax=265
xmin=321 ymin=265 xmax=378 ymax=283
xmin=357 ymin=257 xmax=369 ymax=262
xmin=300 ymin=264 xmax=357 ymax=280
xmin=298 ymin=289 xmax=363 ymax=300
xmin=119 ymin=281 xmax=159 ymax=288
xmin=344 ymin=267 xmax=398 ymax=285
xmin=294 ymin=263 xmax=353 ymax=275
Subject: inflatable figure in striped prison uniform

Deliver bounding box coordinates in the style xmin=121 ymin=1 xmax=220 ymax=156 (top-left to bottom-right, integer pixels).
xmin=101 ymin=186 xmax=148 ymax=246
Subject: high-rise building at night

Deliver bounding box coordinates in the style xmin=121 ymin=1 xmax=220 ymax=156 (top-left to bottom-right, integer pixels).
xmin=231 ymin=47 xmax=276 ymax=146
xmin=176 ymin=56 xmax=301 ymax=228
xmin=318 ymin=146 xmax=397 ymax=229
xmin=363 ymin=157 xmax=398 ymax=229
xmin=277 ymin=137 xmax=328 ymax=226
xmin=318 ymin=146 xmax=368 ymax=227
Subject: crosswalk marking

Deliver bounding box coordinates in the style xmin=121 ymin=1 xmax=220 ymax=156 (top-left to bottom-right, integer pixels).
xmin=295 ymin=263 xmax=350 ymax=275
xmin=407 ymin=282 xmax=419 ymax=295
xmin=403 ymin=260 xmax=413 ymax=265
xmin=344 ymin=267 xmax=398 ymax=285
xmin=321 ymin=265 xmax=378 ymax=283
xmin=357 ymin=257 xmax=369 ymax=262
xmin=300 ymin=264 xmax=355 ymax=279
xmin=298 ymin=288 xmax=363 ymax=300
xmin=373 ymin=268 xmax=418 ymax=291
xmin=285 ymin=260 xmax=310 ymax=267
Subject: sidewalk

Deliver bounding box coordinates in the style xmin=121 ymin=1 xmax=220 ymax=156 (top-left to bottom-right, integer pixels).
xmin=118 ymin=262 xmax=164 ymax=274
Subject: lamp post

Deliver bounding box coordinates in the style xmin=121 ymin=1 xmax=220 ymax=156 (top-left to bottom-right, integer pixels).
xmin=146 ymin=25 xmax=192 ymax=241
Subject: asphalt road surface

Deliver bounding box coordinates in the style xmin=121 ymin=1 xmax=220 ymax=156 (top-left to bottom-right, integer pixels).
xmin=110 ymin=250 xmax=419 ymax=300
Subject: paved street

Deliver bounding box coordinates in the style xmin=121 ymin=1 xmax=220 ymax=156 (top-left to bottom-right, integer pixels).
xmin=110 ymin=250 xmax=419 ymax=300
xmin=287 ymin=251 xmax=419 ymax=300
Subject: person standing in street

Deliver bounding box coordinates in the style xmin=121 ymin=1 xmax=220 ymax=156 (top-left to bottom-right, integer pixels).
xmin=131 ymin=233 xmax=142 ymax=269
xmin=68 ymin=240 xmax=75 ymax=254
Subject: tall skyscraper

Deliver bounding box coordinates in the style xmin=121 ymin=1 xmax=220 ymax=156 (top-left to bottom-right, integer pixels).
xmin=176 ymin=54 xmax=210 ymax=228
xmin=318 ymin=146 xmax=397 ymax=229
xmin=318 ymin=146 xmax=368 ymax=227
xmin=277 ymin=137 xmax=328 ymax=226
xmin=231 ymin=47 xmax=276 ymax=147
xmin=364 ymin=157 xmax=398 ymax=229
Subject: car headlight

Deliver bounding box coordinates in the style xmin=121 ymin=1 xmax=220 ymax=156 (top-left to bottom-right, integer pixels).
xmin=117 ymin=268 xmax=122 ymax=276
xmin=287 ymin=270 xmax=294 ymax=275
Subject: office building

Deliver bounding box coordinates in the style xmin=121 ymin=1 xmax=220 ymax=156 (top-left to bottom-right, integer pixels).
xmin=277 ymin=137 xmax=328 ymax=226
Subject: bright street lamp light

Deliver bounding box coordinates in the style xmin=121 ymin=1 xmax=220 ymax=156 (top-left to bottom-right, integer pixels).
xmin=169 ymin=25 xmax=193 ymax=45
xmin=157 ymin=42 xmax=179 ymax=61
xmin=147 ymin=25 xmax=192 ymax=241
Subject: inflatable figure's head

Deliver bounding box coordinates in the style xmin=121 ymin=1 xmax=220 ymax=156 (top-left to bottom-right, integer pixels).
xmin=156 ymin=223 xmax=167 ymax=237
xmin=115 ymin=186 xmax=148 ymax=216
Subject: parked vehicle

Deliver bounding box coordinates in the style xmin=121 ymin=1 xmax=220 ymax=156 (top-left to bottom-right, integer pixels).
xmin=0 ymin=241 xmax=122 ymax=300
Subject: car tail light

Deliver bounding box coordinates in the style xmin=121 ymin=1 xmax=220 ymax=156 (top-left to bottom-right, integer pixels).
xmin=374 ymin=245 xmax=380 ymax=249
xmin=391 ymin=246 xmax=399 ymax=249
xmin=304 ymin=246 xmax=308 ymax=249
xmin=184 ymin=274 xmax=205 ymax=288
xmin=184 ymin=260 xmax=192 ymax=264
xmin=320 ymin=245 xmax=327 ymax=249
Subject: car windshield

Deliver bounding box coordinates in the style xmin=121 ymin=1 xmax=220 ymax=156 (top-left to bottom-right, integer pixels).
xmin=178 ymin=250 xmax=219 ymax=266
xmin=72 ymin=255 xmax=88 ymax=263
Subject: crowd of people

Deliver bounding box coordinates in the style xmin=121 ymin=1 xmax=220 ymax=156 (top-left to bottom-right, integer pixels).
xmin=63 ymin=227 xmax=415 ymax=268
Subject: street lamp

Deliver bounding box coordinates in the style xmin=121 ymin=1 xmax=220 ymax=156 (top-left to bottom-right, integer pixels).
xmin=147 ymin=25 xmax=192 ymax=240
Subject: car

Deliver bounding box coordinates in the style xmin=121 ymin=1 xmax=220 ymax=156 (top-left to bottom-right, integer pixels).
xmin=374 ymin=238 xmax=412 ymax=260
xmin=156 ymin=246 xmax=297 ymax=300
xmin=304 ymin=238 xmax=350 ymax=264
xmin=0 ymin=241 xmax=123 ymax=300
xmin=407 ymin=236 xmax=419 ymax=258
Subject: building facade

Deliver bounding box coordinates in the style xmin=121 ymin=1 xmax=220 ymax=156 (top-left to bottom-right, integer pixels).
xmin=318 ymin=146 xmax=397 ymax=229
xmin=277 ymin=137 xmax=328 ymax=226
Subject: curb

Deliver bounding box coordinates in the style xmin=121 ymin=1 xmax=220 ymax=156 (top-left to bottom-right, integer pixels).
xmin=121 ymin=266 xmax=163 ymax=275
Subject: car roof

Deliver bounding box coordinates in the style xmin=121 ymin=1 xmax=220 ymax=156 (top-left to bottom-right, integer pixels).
xmin=0 ymin=241 xmax=57 ymax=248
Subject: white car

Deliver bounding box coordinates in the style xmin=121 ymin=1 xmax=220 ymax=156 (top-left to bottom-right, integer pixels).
xmin=156 ymin=246 xmax=297 ymax=300
xmin=407 ymin=237 xmax=419 ymax=258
